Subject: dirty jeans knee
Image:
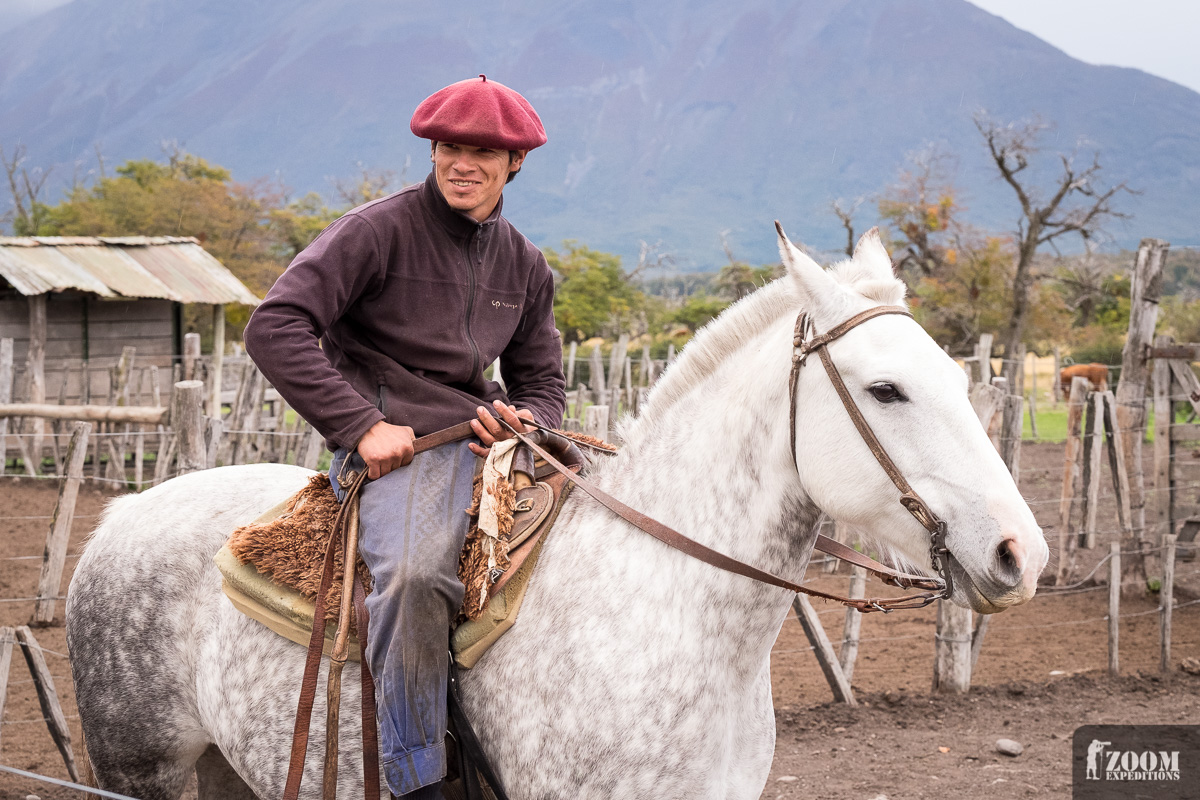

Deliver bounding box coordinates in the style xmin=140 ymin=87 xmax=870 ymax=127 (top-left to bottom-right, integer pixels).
xmin=329 ymin=441 xmax=476 ymax=796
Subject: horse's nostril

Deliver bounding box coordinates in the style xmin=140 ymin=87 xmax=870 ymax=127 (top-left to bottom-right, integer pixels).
xmin=995 ymin=538 xmax=1022 ymax=584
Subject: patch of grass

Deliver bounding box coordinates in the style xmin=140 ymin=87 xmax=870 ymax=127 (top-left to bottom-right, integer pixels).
xmin=1022 ymin=401 xmax=1185 ymax=443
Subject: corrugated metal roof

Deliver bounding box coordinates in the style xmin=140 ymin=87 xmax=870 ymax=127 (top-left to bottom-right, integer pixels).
xmin=0 ymin=236 xmax=260 ymax=305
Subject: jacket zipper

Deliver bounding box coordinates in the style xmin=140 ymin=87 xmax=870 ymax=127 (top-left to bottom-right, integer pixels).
xmin=463 ymin=233 xmax=481 ymax=380
xmin=376 ymin=383 xmax=387 ymax=415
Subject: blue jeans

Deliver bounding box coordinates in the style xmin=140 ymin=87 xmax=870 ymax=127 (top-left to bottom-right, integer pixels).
xmin=330 ymin=440 xmax=477 ymax=796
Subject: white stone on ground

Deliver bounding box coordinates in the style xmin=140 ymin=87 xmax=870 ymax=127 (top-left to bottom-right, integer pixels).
xmin=996 ymin=738 xmax=1024 ymax=756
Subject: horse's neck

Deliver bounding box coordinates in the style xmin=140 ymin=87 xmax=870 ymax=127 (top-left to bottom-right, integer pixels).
xmin=550 ymin=325 xmax=819 ymax=660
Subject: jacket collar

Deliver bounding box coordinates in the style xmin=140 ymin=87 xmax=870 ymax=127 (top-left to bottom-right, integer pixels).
xmin=422 ymin=171 xmax=503 ymax=239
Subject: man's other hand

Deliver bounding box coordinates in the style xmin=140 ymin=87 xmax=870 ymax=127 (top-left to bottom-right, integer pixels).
xmin=356 ymin=420 xmax=416 ymax=479
xmin=469 ymin=400 xmax=534 ymax=458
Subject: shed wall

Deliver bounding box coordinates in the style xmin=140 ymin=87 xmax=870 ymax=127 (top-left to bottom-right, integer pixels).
xmin=0 ymin=289 xmax=176 ymax=402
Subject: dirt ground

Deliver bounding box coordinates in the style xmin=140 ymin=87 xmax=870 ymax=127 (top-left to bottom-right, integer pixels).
xmin=1 ymin=442 xmax=1199 ymax=799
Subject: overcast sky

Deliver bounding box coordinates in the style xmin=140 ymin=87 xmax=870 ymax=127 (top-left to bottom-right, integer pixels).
xmin=2 ymin=0 xmax=1198 ymax=94
xmin=970 ymin=0 xmax=1200 ymax=93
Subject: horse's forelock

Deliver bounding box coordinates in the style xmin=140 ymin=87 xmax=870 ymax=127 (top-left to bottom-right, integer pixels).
xmin=827 ymin=259 xmax=908 ymax=306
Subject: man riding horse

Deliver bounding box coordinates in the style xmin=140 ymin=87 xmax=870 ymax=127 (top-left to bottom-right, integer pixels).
xmin=244 ymin=76 xmax=566 ymax=799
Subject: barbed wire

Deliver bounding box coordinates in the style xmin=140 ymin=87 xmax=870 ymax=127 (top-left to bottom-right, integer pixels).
xmin=772 ymin=597 xmax=1200 ymax=656
xmin=0 ymin=553 xmax=82 ymax=563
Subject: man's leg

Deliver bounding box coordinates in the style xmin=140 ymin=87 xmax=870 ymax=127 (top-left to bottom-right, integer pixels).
xmin=331 ymin=440 xmax=477 ymax=798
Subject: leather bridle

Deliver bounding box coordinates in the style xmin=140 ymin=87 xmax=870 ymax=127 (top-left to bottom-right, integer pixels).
xmin=789 ymin=305 xmax=954 ymax=601
xmin=505 ymin=302 xmax=957 ymax=612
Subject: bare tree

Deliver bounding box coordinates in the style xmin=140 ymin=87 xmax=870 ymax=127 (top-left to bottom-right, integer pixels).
xmin=2 ymin=143 xmax=53 ymax=234
xmin=634 ymin=239 xmax=674 ymax=278
xmin=830 ymin=197 xmax=865 ymax=257
xmin=331 ymin=159 xmax=406 ymax=207
xmin=976 ymin=114 xmax=1132 ymax=389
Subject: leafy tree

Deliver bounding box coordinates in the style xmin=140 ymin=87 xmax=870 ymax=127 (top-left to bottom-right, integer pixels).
xmin=666 ymin=294 xmax=729 ymax=332
xmin=878 ymin=146 xmax=963 ymax=279
xmin=546 ymin=241 xmax=646 ymax=342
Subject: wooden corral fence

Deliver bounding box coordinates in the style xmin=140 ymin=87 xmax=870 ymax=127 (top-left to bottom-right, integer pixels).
xmin=793 ymin=238 xmax=1190 ymax=702
xmin=1 ymin=239 xmax=1194 ymax=770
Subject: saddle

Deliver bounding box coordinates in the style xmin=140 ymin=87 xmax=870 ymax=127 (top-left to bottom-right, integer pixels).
xmin=214 ymin=433 xmax=590 ymax=668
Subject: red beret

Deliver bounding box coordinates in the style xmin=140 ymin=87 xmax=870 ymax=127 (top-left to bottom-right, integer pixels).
xmin=411 ymin=75 xmax=547 ymax=151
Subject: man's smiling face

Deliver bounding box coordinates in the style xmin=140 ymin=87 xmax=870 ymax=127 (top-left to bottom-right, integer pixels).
xmin=431 ymin=142 xmax=526 ymax=222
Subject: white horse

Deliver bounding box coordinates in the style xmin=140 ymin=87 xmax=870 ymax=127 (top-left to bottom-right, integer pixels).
xmin=67 ymin=227 xmax=1047 ymax=800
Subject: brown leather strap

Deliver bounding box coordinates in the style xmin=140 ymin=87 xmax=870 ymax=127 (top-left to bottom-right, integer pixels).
xmin=812 ymin=534 xmax=942 ymax=591
xmin=813 ymin=345 xmax=941 ymax=534
xmin=283 ymin=469 xmax=367 ymax=800
xmin=789 ymin=305 xmax=953 ymax=599
xmin=801 ymin=306 xmax=914 ymax=357
xmin=353 ymin=573 xmax=380 ymax=800
xmin=789 ymin=306 xmax=912 ymax=472
xmin=505 ymin=424 xmax=941 ymax=612
xmin=412 ymin=420 xmax=478 ymax=453
xmin=285 ymin=423 xmax=476 ymax=800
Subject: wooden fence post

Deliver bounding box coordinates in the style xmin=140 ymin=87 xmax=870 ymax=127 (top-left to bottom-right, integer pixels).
xmin=300 ymin=424 xmax=325 ymax=471
xmin=14 ymin=626 xmax=79 ymax=781
xmin=1162 ymin=534 xmax=1176 ymax=672
xmin=933 ymin=382 xmax=1005 ymax=691
xmin=932 ymin=599 xmax=973 ymax=693
xmin=1101 ymin=391 xmax=1134 ymax=537
xmin=206 ymin=416 xmax=224 ymax=470
xmin=584 ymin=405 xmax=610 ymax=442
xmin=183 ymin=332 xmax=202 ymax=382
xmin=26 ymin=294 xmax=47 ymax=473
xmin=106 ymin=345 xmax=136 ymax=482
xmin=211 ymin=303 xmax=225 ymax=417
xmin=589 ymin=346 xmax=606 ymax=397
xmin=1114 ymin=238 xmax=1169 ymax=594
xmin=0 ymin=627 xmax=13 ymax=749
xmin=1052 ymin=345 xmax=1062 ymax=403
xmin=1081 ymin=392 xmax=1105 ymax=549
xmin=975 ymin=332 xmax=994 ymax=385
xmin=32 ymin=422 xmax=91 ymax=625
xmin=1109 ymin=541 xmax=1120 ymax=676
xmin=1152 ymin=336 xmax=1174 ymax=549
xmin=172 ymin=380 xmax=207 ymax=475
xmin=839 ymin=566 xmax=865 ymax=683
xmin=565 ymin=341 xmax=577 ymax=389
xmin=0 ymin=337 xmax=11 ymax=475
xmin=606 ymin=335 xmax=627 ymax=395
xmin=792 ymin=595 xmax=856 ymax=705
xmin=1000 ymin=393 xmax=1024 ymax=485
xmin=1056 ymin=377 xmax=1089 ymax=584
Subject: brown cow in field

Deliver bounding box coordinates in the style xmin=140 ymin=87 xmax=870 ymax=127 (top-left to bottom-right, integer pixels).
xmin=1060 ymin=363 xmax=1109 ymax=396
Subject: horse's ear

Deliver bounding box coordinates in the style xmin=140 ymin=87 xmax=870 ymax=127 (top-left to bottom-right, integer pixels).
xmin=852 ymin=227 xmax=894 ymax=279
xmin=775 ymin=221 xmax=841 ymax=318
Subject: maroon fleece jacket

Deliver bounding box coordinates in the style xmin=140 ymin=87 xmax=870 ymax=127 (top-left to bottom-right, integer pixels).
xmin=243 ymin=172 xmax=566 ymax=450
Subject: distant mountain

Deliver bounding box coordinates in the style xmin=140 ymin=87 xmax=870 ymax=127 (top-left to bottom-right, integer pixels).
xmin=1 ymin=0 xmax=1198 ymax=267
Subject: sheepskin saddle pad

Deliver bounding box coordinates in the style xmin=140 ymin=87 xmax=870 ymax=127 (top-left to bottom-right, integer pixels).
xmin=215 ymin=435 xmax=593 ymax=668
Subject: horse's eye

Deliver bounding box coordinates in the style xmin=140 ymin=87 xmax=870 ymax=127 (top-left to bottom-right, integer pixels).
xmin=869 ymin=382 xmax=905 ymax=404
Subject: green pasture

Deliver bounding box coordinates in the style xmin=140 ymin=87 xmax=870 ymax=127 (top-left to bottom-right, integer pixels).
xmin=1022 ymin=402 xmax=1192 ymax=444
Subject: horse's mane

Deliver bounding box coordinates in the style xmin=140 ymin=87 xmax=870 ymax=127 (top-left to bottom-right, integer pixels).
xmin=634 ymin=279 xmax=796 ymax=431
xmin=630 ymin=255 xmax=906 ymax=437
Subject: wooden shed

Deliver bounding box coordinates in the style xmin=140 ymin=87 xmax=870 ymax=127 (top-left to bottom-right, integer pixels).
xmin=0 ymin=236 xmax=259 ymax=408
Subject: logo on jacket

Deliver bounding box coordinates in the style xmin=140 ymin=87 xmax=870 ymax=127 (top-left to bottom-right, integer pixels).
xmin=492 ymin=300 xmax=520 ymax=310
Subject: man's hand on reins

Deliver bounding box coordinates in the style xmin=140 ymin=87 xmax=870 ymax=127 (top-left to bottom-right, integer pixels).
xmin=470 ymin=400 xmax=534 ymax=458
xmin=357 ymin=420 xmax=416 ymax=479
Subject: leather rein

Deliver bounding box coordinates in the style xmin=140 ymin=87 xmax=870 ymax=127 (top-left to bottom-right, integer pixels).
xmin=506 ymin=303 xmax=953 ymax=612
